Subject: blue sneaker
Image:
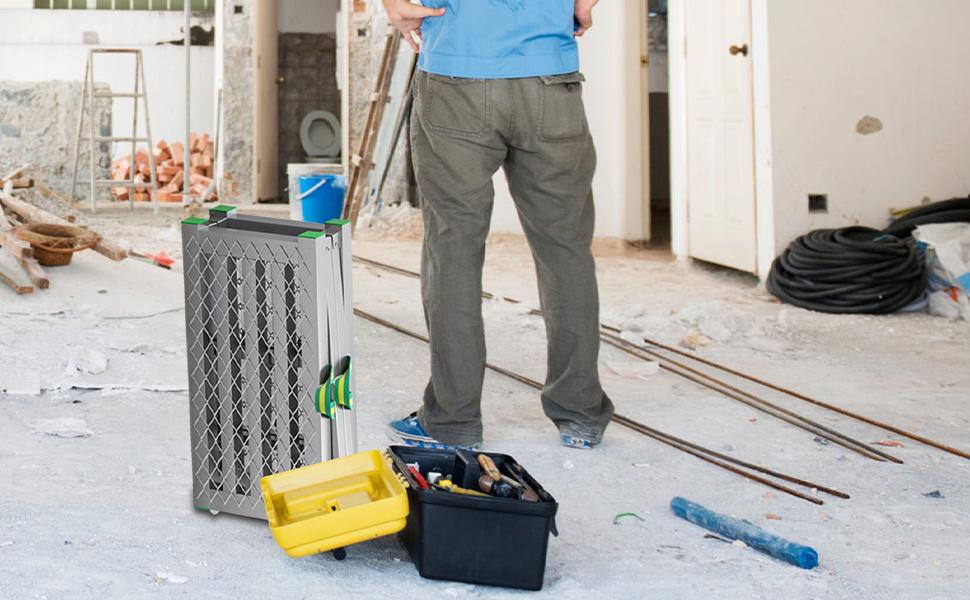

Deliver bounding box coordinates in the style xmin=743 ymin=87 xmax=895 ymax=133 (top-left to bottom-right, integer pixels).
xmin=388 ymin=412 xmax=481 ymax=450
xmin=388 ymin=412 xmax=434 ymax=442
xmin=559 ymin=423 xmax=601 ymax=450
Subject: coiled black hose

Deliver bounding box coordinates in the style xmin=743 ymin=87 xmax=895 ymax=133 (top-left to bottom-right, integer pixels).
xmin=884 ymin=196 xmax=970 ymax=238
xmin=767 ymin=227 xmax=925 ymax=314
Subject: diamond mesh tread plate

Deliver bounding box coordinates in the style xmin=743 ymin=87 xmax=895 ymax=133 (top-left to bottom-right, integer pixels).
xmin=182 ymin=213 xmax=352 ymax=519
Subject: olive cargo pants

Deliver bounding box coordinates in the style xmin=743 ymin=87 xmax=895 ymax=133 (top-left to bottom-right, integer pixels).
xmin=410 ymin=70 xmax=614 ymax=446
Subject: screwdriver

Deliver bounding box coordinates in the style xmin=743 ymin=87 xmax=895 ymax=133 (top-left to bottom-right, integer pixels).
xmin=477 ymin=454 xmax=522 ymax=489
xmin=435 ymin=479 xmax=489 ymax=497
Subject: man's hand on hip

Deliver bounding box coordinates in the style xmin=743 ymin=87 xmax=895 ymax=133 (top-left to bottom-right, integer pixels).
xmin=383 ymin=0 xmax=446 ymax=52
xmin=574 ymin=0 xmax=599 ymax=37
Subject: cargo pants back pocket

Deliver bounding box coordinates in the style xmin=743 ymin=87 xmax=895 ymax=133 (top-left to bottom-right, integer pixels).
xmin=538 ymin=72 xmax=588 ymax=142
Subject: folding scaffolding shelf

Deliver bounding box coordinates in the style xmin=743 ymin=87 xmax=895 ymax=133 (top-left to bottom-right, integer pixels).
xmin=181 ymin=205 xmax=356 ymax=519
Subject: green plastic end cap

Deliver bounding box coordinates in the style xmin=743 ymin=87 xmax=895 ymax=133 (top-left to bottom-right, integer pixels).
xmin=182 ymin=217 xmax=208 ymax=225
xmin=325 ymin=218 xmax=351 ymax=226
xmin=209 ymin=204 xmax=236 ymax=213
xmin=298 ymin=230 xmax=327 ymax=239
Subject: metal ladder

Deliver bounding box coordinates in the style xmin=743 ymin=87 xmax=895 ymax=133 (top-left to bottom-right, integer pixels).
xmin=70 ymin=48 xmax=159 ymax=213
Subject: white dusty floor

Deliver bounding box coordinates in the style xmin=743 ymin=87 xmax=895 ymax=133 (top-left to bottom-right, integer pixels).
xmin=2 ymin=206 xmax=969 ymax=599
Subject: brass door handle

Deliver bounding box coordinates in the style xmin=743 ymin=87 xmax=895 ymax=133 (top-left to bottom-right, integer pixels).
xmin=276 ymin=75 xmax=285 ymax=85
xmin=729 ymin=43 xmax=749 ymax=57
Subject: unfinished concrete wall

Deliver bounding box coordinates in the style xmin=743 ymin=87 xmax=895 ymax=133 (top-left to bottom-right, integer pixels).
xmin=765 ymin=0 xmax=970 ymax=255
xmin=278 ymin=0 xmax=339 ymax=34
xmin=219 ymin=0 xmax=256 ymax=203
xmin=0 ymin=81 xmax=112 ymax=200
xmin=0 ymin=9 xmax=216 ymax=154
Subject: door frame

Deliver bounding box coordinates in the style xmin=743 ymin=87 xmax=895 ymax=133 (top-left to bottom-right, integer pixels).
xmin=639 ymin=0 xmax=652 ymax=243
xmin=253 ymin=0 xmax=279 ymax=202
xmin=668 ymin=0 xmax=776 ymax=277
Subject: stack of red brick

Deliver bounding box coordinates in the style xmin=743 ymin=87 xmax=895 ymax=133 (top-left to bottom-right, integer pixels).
xmin=110 ymin=132 xmax=216 ymax=203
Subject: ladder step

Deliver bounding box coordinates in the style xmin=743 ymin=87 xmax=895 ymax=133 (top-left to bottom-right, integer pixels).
xmin=93 ymin=92 xmax=142 ymax=98
xmin=81 ymin=136 xmax=150 ymax=142
xmin=95 ymin=180 xmax=155 ymax=187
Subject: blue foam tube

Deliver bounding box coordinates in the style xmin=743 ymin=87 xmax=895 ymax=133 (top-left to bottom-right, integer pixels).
xmin=670 ymin=497 xmax=819 ymax=569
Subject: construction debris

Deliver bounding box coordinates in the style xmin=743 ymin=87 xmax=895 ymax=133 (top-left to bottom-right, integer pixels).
xmin=0 ymin=175 xmax=128 ymax=293
xmin=110 ymin=132 xmax=216 ymax=203
xmin=0 ymin=189 xmax=127 ymax=262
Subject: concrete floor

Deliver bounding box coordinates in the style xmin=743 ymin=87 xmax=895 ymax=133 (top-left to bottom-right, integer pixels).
xmin=1 ymin=206 xmax=969 ymax=599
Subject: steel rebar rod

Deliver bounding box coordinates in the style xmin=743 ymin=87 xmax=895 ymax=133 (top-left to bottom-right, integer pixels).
xmin=353 ymin=308 xmax=848 ymax=505
xmin=354 ymin=256 xmax=897 ymax=462
xmin=604 ymin=325 xmax=970 ymax=461
xmin=609 ymin=414 xmax=849 ymax=499
xmin=353 ymin=255 xmax=965 ymax=460
xmin=600 ymin=331 xmax=902 ymax=464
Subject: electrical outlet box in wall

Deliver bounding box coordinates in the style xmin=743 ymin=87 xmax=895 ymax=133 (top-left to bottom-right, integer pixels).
xmin=808 ymin=194 xmax=828 ymax=214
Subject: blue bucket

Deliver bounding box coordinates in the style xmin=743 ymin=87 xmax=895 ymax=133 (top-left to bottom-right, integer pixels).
xmin=298 ymin=174 xmax=346 ymax=224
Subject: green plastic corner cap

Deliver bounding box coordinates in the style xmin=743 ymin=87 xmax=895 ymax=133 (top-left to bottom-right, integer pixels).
xmin=325 ymin=218 xmax=351 ymax=227
xmin=209 ymin=204 xmax=236 ymax=213
xmin=182 ymin=217 xmax=208 ymax=225
xmin=298 ymin=230 xmax=327 ymax=239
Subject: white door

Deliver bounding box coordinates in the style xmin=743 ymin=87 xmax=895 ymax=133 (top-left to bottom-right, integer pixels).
xmin=686 ymin=0 xmax=757 ymax=272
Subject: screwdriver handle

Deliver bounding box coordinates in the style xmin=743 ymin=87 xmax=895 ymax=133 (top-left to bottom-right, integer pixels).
xmin=478 ymin=454 xmax=522 ymax=488
xmin=477 ymin=454 xmax=502 ymax=481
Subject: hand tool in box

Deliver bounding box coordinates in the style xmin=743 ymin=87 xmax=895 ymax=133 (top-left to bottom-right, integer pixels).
xmin=435 ymin=479 xmax=489 ymax=497
xmin=479 ymin=475 xmax=539 ymax=502
xmin=477 ymin=454 xmax=523 ymax=489
xmin=408 ymin=466 xmax=430 ymax=490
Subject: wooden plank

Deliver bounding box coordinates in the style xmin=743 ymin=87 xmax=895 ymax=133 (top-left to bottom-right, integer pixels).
xmin=0 ymin=191 xmax=128 ymax=261
xmin=32 ymin=179 xmax=74 ymax=209
xmin=6 ymin=178 xmax=32 ymax=189
xmin=0 ymin=206 xmax=51 ymax=288
xmin=17 ymin=256 xmax=48 ymax=290
xmin=0 ymin=163 xmax=30 ymax=184
xmin=0 ymin=230 xmax=33 ymax=260
xmin=0 ymin=247 xmax=33 ymax=294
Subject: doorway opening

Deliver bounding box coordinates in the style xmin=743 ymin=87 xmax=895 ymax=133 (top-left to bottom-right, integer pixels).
xmin=645 ymin=0 xmax=671 ymax=248
xmin=254 ymin=0 xmax=343 ymax=204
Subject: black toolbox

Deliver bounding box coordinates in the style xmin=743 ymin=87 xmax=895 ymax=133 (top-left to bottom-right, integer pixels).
xmin=388 ymin=446 xmax=559 ymax=591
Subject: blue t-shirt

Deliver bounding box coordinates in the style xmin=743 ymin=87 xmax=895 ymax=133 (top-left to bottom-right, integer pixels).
xmin=417 ymin=0 xmax=578 ymax=79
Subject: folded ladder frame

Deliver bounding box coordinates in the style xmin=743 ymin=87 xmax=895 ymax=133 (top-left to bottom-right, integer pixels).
xmin=182 ymin=205 xmax=356 ymax=519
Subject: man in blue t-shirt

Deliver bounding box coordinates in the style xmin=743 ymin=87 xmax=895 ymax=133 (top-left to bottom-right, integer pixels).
xmin=384 ymin=0 xmax=614 ymax=451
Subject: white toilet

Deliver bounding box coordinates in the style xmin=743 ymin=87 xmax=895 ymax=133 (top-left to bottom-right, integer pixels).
xmin=299 ymin=110 xmax=341 ymax=161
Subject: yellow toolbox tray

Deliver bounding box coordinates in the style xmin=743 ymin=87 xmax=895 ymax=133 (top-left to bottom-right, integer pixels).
xmin=261 ymin=450 xmax=409 ymax=558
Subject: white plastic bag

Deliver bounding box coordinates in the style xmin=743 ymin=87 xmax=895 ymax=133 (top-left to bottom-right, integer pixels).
xmin=913 ymin=223 xmax=970 ymax=319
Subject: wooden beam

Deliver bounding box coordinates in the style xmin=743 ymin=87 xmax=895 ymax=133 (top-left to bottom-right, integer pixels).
xmin=0 ymin=191 xmax=128 ymax=261
xmin=0 ymin=206 xmax=48 ymax=288
xmin=2 ymin=177 xmax=33 ymax=189
xmin=0 ymin=246 xmax=33 ymax=294
xmin=33 ymin=179 xmax=74 ymax=209
xmin=0 ymin=230 xmax=33 ymax=261
xmin=16 ymin=256 xmax=48 ymax=290
xmin=0 ymin=163 xmax=30 ymax=184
